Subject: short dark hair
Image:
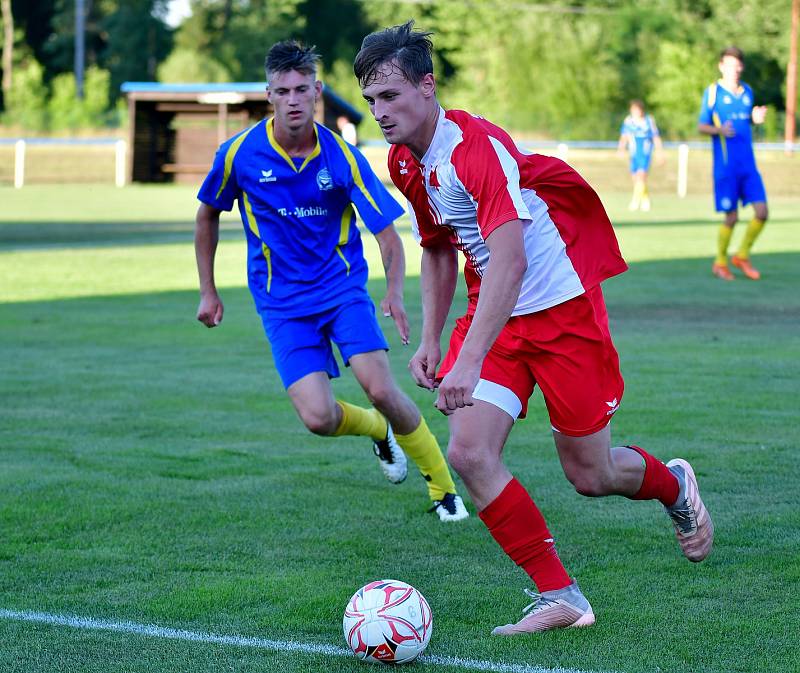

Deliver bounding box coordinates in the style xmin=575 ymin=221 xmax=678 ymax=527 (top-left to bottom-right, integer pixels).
xmin=265 ymin=40 xmax=320 ymax=82
xmin=354 ymin=20 xmax=433 ymax=87
xmin=629 ymin=99 xmax=645 ymax=112
xmin=719 ymin=46 xmax=744 ymax=63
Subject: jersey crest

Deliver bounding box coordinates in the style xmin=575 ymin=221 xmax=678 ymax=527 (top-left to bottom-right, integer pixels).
xmin=316 ymin=167 xmax=333 ymax=191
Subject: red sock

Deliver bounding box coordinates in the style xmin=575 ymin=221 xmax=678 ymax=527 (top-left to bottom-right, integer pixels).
xmin=627 ymin=445 xmax=680 ymax=506
xmin=478 ymin=478 xmax=571 ymax=592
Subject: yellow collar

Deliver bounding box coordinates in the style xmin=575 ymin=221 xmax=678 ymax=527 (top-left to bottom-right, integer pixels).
xmin=266 ymin=118 xmax=321 ymax=173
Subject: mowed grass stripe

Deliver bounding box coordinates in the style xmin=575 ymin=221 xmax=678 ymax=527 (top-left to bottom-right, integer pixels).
xmin=0 ymin=609 xmax=612 ymax=673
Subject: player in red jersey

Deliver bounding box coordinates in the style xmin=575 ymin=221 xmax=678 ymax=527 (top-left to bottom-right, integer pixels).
xmin=354 ymin=21 xmax=714 ymax=635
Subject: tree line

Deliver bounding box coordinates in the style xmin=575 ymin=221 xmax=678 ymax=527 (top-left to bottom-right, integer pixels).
xmin=1 ymin=0 xmax=795 ymax=140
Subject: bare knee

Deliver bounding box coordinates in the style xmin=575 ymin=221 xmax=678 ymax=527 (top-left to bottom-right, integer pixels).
xmin=724 ymin=211 xmax=738 ymax=227
xmin=361 ymin=380 xmax=398 ymax=411
xmin=297 ymin=405 xmax=339 ymax=436
xmin=447 ymin=440 xmax=494 ymax=481
xmin=754 ymin=203 xmax=768 ymax=221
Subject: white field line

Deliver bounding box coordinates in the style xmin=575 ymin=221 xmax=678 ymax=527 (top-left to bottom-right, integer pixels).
xmin=0 ymin=608 xmax=612 ymax=673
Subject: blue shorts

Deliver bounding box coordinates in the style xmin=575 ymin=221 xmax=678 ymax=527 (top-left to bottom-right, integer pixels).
xmin=629 ymin=153 xmax=652 ymax=173
xmin=714 ymin=169 xmax=766 ymax=212
xmin=261 ymin=295 xmax=389 ymax=389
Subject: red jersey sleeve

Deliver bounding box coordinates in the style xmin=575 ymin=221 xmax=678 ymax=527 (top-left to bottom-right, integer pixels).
xmin=450 ymin=132 xmax=530 ymax=239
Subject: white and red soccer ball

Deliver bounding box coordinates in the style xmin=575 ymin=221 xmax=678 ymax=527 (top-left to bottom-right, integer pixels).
xmin=343 ymin=579 xmax=433 ymax=664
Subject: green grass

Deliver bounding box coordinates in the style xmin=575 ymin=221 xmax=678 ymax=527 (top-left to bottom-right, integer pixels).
xmin=1 ymin=185 xmax=799 ymax=673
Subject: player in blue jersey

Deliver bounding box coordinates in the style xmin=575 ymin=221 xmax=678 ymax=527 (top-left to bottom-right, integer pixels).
xmin=194 ymin=40 xmax=467 ymax=522
xmin=617 ymin=100 xmax=664 ymax=212
xmin=698 ymin=46 xmax=768 ymax=281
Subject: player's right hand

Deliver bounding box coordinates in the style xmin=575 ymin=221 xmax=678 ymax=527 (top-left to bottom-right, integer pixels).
xmin=197 ymin=292 xmax=224 ymax=328
xmin=719 ymin=121 xmax=736 ymax=138
xmin=408 ymin=343 xmax=441 ymax=391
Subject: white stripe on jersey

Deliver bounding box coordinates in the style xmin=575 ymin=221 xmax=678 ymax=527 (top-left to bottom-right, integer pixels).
xmin=407 ymin=199 xmax=422 ymax=244
xmin=487 ymin=136 xmax=530 ymax=218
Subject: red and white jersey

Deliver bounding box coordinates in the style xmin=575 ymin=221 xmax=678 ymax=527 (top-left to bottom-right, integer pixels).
xmin=389 ymin=107 xmax=628 ymax=315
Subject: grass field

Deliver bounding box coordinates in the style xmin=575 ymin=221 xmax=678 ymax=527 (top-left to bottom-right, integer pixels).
xmin=1 ymin=184 xmax=799 ymax=673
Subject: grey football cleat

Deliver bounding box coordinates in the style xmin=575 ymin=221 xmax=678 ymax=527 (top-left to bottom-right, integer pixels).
xmin=428 ymin=493 xmax=469 ymax=522
xmin=372 ymin=425 xmax=407 ymax=484
xmin=664 ymin=458 xmax=714 ymax=562
xmin=492 ymin=580 xmax=595 ymax=635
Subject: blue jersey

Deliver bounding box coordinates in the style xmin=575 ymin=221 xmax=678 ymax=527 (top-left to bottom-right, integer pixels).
xmin=198 ymin=119 xmax=404 ymax=318
xmin=699 ymin=81 xmax=757 ymax=176
xmin=620 ymin=114 xmax=659 ymax=158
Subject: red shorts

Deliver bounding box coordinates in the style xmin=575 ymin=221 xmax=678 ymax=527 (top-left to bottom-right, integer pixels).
xmin=438 ymin=285 xmax=624 ymax=436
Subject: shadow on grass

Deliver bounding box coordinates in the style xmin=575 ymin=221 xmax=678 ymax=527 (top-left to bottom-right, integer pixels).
xmin=3 ymin=211 xmax=798 ymax=253
xmin=601 ymin=252 xmax=800 ymax=328
xmin=0 ymin=220 xmax=415 ymax=251
xmin=3 ymin=252 xmax=798 ymax=332
xmin=610 ymin=215 xmax=798 ymax=228
xmin=0 ymin=221 xmax=243 ymax=251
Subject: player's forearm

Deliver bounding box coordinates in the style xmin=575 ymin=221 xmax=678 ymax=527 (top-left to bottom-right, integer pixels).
xmin=458 ymin=222 xmax=527 ymax=366
xmin=419 ymin=245 xmax=458 ymax=346
xmin=698 ymin=123 xmax=720 ymax=136
xmin=195 ymin=206 xmax=221 ymax=295
xmin=376 ymin=225 xmax=406 ymax=299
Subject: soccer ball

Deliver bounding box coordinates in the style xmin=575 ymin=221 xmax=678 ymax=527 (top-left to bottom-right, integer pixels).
xmin=343 ymin=579 xmax=433 ymax=664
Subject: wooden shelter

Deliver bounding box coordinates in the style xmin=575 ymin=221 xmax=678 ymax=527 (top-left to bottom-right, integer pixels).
xmin=121 ymin=82 xmax=364 ymax=184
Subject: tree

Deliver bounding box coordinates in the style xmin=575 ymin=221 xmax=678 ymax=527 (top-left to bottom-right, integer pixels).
xmin=157 ymin=47 xmax=231 ymax=83
xmin=1 ymin=0 xmax=11 ymax=105
xmin=649 ymin=41 xmax=714 ymax=139
xmin=3 ymin=46 xmax=48 ymax=130
xmin=164 ymin=0 xmax=304 ymax=82
xmin=101 ymin=0 xmax=173 ymax=94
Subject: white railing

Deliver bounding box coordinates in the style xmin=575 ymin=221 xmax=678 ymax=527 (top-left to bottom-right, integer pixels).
xmin=2 ymin=137 xmax=127 ymax=188
xmin=514 ymin=139 xmax=798 ymax=198
xmin=363 ymin=137 xmax=799 ymax=199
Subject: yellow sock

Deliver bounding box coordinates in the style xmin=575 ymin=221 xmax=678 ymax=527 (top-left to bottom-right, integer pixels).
xmin=641 ymin=184 xmax=649 ymax=198
xmin=394 ymin=416 xmax=456 ymax=501
xmin=716 ymin=224 xmax=733 ymax=266
xmin=333 ymin=400 xmax=387 ymax=440
xmin=736 ymin=218 xmax=765 ymax=260
xmin=630 ymin=181 xmax=643 ymax=204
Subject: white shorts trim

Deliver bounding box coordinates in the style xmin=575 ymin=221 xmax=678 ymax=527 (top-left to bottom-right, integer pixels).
xmin=472 ymin=379 xmax=523 ymax=420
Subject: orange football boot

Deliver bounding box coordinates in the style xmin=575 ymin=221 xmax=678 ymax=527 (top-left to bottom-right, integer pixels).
xmin=711 ymin=262 xmax=734 ymax=281
xmin=731 ymin=255 xmax=761 ymax=280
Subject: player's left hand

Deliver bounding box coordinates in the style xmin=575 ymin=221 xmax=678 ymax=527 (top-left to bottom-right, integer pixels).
xmin=380 ymin=292 xmax=410 ymax=345
xmin=752 ymin=105 xmax=767 ymax=125
xmin=434 ymin=360 xmax=480 ymax=416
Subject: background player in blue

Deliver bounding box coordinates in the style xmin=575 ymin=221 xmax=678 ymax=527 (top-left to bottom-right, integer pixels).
xmin=617 ymin=100 xmax=664 ymax=212
xmin=194 ymin=40 xmax=467 ymax=522
xmin=698 ymin=46 xmax=768 ymax=281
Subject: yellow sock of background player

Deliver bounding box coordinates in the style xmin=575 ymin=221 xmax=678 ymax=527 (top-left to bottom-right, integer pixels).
xmin=629 ymin=180 xmax=643 ymax=209
xmin=395 ymin=416 xmax=456 ymax=501
xmin=716 ymin=224 xmax=733 ymax=266
xmin=736 ymin=217 xmax=765 ymax=259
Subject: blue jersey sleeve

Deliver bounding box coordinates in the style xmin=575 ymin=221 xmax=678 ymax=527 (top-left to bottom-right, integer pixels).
xmin=197 ymin=141 xmax=241 ymax=212
xmin=347 ymin=145 xmax=405 ymax=235
xmin=648 ymin=115 xmax=660 ymax=137
xmin=698 ymin=86 xmax=714 ymax=125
